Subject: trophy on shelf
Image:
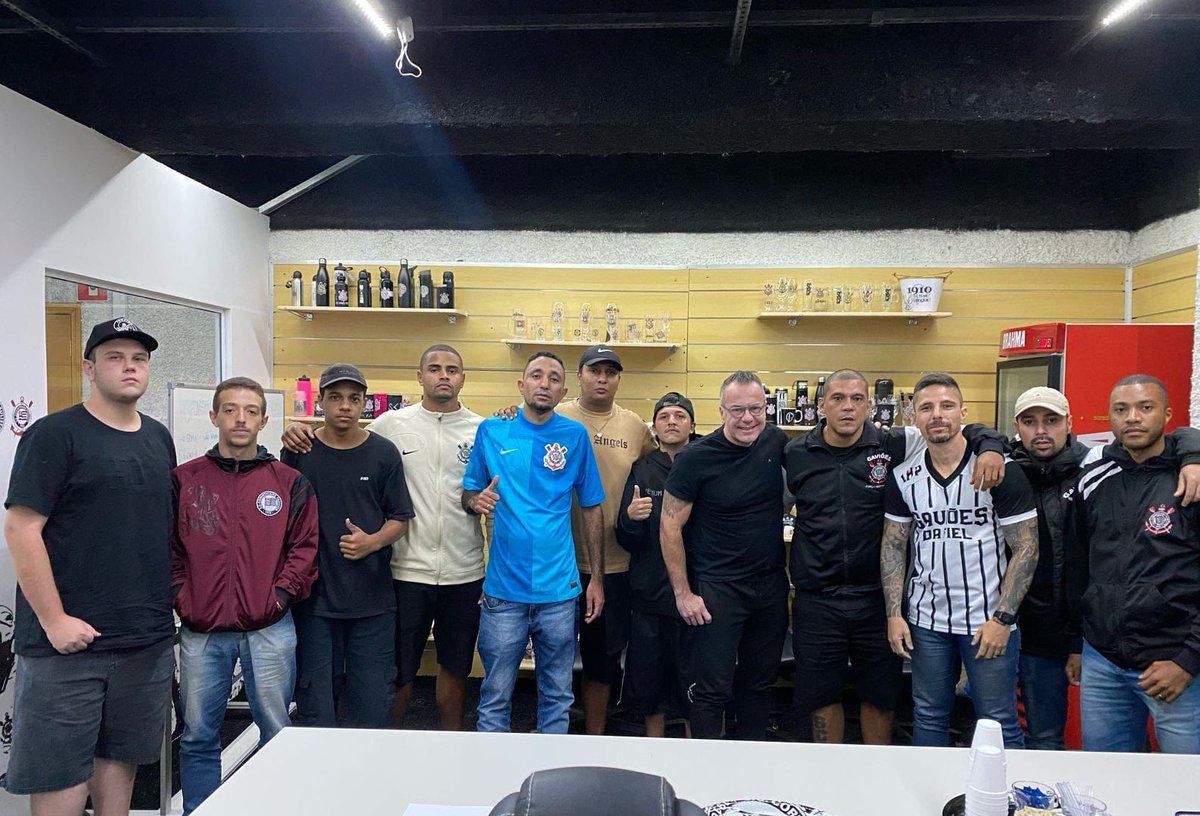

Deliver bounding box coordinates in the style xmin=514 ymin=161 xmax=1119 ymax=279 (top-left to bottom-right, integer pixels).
xmin=512 ymin=308 xmax=527 ymax=340
xmin=762 ymin=281 xmax=774 ymax=312
xmin=605 ymin=303 xmax=620 ymax=343
xmin=551 ymin=301 xmax=565 ymax=341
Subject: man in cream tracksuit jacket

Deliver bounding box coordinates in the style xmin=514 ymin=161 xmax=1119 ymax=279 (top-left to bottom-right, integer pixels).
xmin=369 ymin=345 xmax=485 ymax=730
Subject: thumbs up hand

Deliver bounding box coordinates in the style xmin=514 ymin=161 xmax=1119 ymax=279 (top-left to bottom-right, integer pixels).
xmin=627 ymin=484 xmax=653 ymax=522
xmin=471 ymin=476 xmax=501 ymax=516
xmin=339 ymin=518 xmax=376 ymax=560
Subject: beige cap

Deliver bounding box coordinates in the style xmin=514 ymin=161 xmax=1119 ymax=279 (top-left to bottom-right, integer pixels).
xmin=1014 ymin=386 xmax=1070 ymax=418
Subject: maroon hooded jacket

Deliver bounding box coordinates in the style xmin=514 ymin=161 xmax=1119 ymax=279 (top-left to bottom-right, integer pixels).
xmin=172 ymin=445 xmax=318 ymax=632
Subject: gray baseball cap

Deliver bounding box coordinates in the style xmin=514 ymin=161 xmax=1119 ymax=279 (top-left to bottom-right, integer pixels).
xmin=319 ymin=363 xmax=368 ymax=390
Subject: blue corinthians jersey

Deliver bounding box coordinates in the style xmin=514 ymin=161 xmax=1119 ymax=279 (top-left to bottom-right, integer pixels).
xmin=885 ymin=441 xmax=1036 ymax=635
xmin=463 ymin=411 xmax=605 ymax=603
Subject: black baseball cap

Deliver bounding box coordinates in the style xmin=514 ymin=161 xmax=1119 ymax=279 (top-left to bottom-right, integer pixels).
xmin=84 ymin=318 xmax=158 ymax=358
xmin=653 ymin=392 xmax=695 ymax=422
xmin=578 ymin=344 xmax=623 ymax=371
xmin=319 ymin=363 xmax=368 ymax=390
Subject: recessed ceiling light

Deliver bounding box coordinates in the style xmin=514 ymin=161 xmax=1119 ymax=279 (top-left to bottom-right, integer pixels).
xmin=1100 ymin=0 xmax=1154 ymax=27
xmin=350 ymin=0 xmax=394 ymax=39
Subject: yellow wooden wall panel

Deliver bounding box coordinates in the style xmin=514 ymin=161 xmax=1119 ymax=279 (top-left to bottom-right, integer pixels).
xmin=1133 ymin=309 xmax=1195 ymax=324
xmin=1132 ymin=250 xmax=1197 ymax=289
xmin=274 ymin=263 xmax=1125 ymax=432
xmin=1132 ymin=278 xmax=1197 ymax=322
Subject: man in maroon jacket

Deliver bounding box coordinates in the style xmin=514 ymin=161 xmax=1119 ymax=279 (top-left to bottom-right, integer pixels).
xmin=171 ymin=377 xmax=319 ymax=815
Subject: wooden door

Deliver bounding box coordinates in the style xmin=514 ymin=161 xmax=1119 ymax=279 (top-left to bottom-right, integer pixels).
xmin=45 ymin=304 xmax=82 ymax=412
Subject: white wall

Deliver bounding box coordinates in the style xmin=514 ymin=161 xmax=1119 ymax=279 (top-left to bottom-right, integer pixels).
xmin=0 ymin=83 xmax=269 ymax=801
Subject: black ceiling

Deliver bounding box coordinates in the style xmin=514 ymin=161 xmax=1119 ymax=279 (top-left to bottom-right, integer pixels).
xmin=2 ymin=0 xmax=1199 ymax=232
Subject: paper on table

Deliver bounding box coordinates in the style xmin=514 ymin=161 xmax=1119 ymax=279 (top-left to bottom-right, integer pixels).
xmin=403 ymin=806 xmax=492 ymax=816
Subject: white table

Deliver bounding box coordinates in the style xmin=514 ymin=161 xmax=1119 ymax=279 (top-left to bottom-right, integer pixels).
xmin=195 ymin=728 xmax=1200 ymax=815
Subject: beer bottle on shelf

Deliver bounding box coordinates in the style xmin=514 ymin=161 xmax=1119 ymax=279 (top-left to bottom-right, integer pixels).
xmin=872 ymin=379 xmax=897 ymax=426
xmin=333 ymin=262 xmax=350 ymax=307
xmin=287 ymin=270 xmax=303 ymax=306
xmin=438 ymin=270 xmax=455 ymax=309
xmin=379 ymin=267 xmax=394 ymax=308
xmin=313 ymin=258 xmax=330 ymax=307
xmin=397 ymin=260 xmax=412 ymax=308
xmin=357 ymin=267 xmax=372 ymax=308
xmin=418 ymin=269 xmax=434 ymax=308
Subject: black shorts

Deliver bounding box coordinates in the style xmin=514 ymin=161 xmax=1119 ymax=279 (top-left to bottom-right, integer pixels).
xmin=394 ymin=578 xmax=483 ymax=686
xmin=791 ymin=590 xmax=902 ymax=712
xmin=620 ymin=608 xmax=695 ymax=719
xmin=578 ymin=571 xmax=632 ymax=684
xmin=5 ymin=638 xmax=174 ymax=795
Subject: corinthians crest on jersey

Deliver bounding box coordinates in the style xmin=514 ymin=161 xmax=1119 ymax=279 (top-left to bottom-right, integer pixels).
xmin=543 ymin=442 xmax=568 ymax=471
xmin=1145 ymin=503 xmax=1175 ymax=535
xmin=865 ymin=452 xmax=891 ymax=488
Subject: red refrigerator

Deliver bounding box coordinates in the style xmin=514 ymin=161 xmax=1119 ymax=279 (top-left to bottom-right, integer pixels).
xmin=996 ymin=322 xmax=1193 ymax=443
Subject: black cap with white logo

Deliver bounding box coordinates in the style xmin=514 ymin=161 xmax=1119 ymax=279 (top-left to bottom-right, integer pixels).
xmin=319 ymin=363 xmax=368 ymax=390
xmin=578 ymin=344 xmax=623 ymax=371
xmin=84 ymin=318 xmax=159 ymax=358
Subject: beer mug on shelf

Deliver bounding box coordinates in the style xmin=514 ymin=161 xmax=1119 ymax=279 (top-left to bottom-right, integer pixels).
xmin=512 ymin=309 xmax=527 ymax=340
xmin=833 ymin=286 xmax=845 ymax=311
xmin=812 ymin=285 xmax=830 ymax=312
xmin=658 ymin=313 xmax=671 ymax=341
xmin=530 ymin=317 xmax=545 ymax=341
xmin=551 ymin=301 xmax=565 ymax=341
xmin=882 ymin=283 xmax=897 ymax=312
xmin=802 ymin=279 xmax=814 ymax=311
xmin=860 ymin=282 xmax=875 ymax=311
xmin=625 ymin=320 xmax=641 ymax=343
xmin=842 ymin=284 xmax=857 ymax=312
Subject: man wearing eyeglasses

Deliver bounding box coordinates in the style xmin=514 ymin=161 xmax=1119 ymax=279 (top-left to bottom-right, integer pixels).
xmin=660 ymin=370 xmax=790 ymax=740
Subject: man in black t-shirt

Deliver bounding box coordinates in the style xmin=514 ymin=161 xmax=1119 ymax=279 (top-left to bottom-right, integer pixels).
xmin=3 ymin=319 xmax=176 ymax=810
xmin=661 ymin=371 xmax=790 ymax=740
xmin=282 ymin=364 xmax=414 ymax=728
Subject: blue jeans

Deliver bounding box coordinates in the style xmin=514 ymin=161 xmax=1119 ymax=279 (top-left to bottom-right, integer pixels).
xmin=1019 ymin=652 xmax=1068 ymax=750
xmin=476 ymin=595 xmax=577 ymax=733
xmin=1080 ymin=641 xmax=1200 ymax=754
xmin=179 ymin=614 xmax=296 ymax=815
xmin=909 ymin=624 xmax=1023 ymax=748
xmin=293 ymin=610 xmax=396 ymax=728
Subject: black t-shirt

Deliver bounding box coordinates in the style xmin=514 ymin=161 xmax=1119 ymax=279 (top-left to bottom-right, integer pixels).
xmin=281 ymin=433 xmax=414 ymax=618
xmin=664 ymin=425 xmax=788 ymax=582
xmin=5 ymin=404 xmax=177 ymax=656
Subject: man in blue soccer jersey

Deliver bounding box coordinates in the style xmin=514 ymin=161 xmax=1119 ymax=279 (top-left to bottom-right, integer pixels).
xmin=462 ymin=350 xmax=605 ymax=733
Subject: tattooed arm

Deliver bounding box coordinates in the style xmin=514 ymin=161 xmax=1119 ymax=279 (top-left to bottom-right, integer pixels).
xmin=971 ymin=516 xmax=1039 ymax=659
xmin=660 ymin=490 xmax=710 ymax=626
xmin=881 ymin=517 xmax=913 ymax=658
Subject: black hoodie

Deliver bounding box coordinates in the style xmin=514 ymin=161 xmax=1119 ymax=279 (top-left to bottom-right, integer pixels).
xmin=615 ymin=448 xmax=680 ymax=617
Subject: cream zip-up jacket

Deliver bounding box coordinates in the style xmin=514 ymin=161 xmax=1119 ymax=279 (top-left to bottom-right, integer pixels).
xmin=368 ymin=404 xmax=485 ymax=585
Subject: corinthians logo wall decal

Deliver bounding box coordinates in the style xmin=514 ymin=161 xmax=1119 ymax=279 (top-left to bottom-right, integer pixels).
xmin=1145 ymin=504 xmax=1175 ymax=535
xmin=9 ymin=397 xmax=32 ymax=436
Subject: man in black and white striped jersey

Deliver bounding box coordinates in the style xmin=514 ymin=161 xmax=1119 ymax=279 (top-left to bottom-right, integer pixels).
xmin=880 ymin=372 xmax=1040 ymax=748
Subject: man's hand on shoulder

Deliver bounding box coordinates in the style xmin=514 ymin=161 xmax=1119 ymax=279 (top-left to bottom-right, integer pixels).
xmin=281 ymin=422 xmax=317 ymax=454
xmin=971 ymin=450 xmax=1005 ymax=491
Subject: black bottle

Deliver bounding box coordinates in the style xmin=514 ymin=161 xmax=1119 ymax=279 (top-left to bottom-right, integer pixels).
xmin=438 ymin=270 xmax=455 ymax=309
xmin=872 ymin=379 xmax=897 ymax=426
xmin=357 ymin=267 xmax=372 ymax=308
xmin=313 ymin=258 xmax=330 ymax=307
xmin=418 ymin=269 xmax=434 ymax=308
xmin=397 ymin=260 xmax=412 ymax=308
xmin=814 ymin=376 xmax=827 ymax=419
xmin=379 ymin=267 xmax=394 ymax=308
xmin=333 ymin=262 xmax=350 ymax=307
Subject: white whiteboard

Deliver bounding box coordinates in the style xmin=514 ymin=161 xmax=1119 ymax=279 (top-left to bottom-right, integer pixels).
xmin=168 ymin=382 xmax=286 ymax=464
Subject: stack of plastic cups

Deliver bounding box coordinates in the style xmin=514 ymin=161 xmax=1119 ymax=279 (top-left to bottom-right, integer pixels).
xmin=966 ymin=720 xmax=1008 ymax=816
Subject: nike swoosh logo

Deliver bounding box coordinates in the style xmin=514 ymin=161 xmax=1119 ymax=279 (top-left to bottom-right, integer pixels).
xmin=500 ymin=448 xmax=519 ymax=454
xmin=401 ymin=450 xmax=417 ymax=455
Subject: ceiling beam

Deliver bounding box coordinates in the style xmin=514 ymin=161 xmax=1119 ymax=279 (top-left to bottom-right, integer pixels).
xmin=258 ymin=156 xmax=371 ymax=215
xmin=0 ymin=0 xmax=105 ymax=64
xmin=728 ymin=0 xmax=754 ymax=66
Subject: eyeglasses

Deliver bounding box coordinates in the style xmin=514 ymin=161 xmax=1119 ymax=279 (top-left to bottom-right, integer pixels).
xmin=721 ymin=403 xmax=765 ymax=418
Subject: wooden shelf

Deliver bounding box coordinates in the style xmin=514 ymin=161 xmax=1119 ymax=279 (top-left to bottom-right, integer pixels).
xmin=757 ymin=310 xmax=950 ymax=326
xmin=285 ymin=415 xmax=373 ymax=425
xmin=500 ymin=338 xmax=678 ymax=351
xmin=277 ymin=305 xmax=468 ymax=323
xmin=777 ymin=425 xmax=816 ymax=432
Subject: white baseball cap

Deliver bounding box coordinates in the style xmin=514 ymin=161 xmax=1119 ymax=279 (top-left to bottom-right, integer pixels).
xmin=1014 ymin=386 xmax=1070 ymax=418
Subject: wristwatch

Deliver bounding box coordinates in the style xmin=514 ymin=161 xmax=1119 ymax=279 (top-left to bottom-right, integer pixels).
xmin=992 ymin=611 xmax=1017 ymax=626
